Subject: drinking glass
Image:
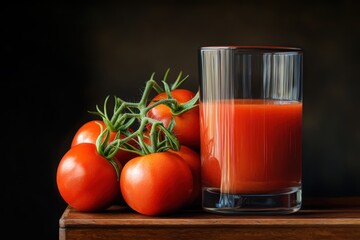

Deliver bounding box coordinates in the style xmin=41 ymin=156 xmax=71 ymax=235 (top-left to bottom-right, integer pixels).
xmin=198 ymin=46 xmax=303 ymax=214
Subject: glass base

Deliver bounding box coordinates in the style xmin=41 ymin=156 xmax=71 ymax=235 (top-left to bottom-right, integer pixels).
xmin=202 ymin=187 xmax=302 ymax=215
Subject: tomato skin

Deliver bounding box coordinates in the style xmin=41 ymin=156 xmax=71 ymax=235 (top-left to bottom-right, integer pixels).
xmin=120 ymin=152 xmax=193 ymax=216
xmin=56 ymin=143 xmax=122 ymax=212
xmin=71 ymin=120 xmax=138 ymax=167
xmin=169 ymin=145 xmax=201 ymax=207
xmin=147 ymin=89 xmax=200 ymax=152
xmin=71 ymin=120 xmax=106 ymax=147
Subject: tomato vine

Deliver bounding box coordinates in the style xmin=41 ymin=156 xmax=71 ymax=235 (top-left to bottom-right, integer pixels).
xmin=57 ymin=68 xmax=200 ymax=213
xmin=90 ymin=69 xmax=199 ymax=162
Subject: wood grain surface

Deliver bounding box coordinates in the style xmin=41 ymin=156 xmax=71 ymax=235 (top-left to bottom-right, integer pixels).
xmin=59 ymin=197 xmax=360 ymax=240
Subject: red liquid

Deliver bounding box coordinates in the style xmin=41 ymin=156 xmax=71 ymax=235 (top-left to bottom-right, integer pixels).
xmin=200 ymin=99 xmax=302 ymax=194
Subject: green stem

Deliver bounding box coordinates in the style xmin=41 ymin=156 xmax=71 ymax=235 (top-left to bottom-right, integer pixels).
xmin=93 ymin=69 xmax=192 ymax=160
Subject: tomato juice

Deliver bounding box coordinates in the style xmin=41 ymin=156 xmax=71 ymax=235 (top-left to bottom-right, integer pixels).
xmin=200 ymin=99 xmax=302 ymax=194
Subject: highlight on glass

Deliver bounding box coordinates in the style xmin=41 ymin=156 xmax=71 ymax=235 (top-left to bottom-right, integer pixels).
xmin=198 ymin=46 xmax=303 ymax=214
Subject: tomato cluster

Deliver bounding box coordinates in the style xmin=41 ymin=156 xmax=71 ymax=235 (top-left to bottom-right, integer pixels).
xmin=56 ymin=70 xmax=201 ymax=216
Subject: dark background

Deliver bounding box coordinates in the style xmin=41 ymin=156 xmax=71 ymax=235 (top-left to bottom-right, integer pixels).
xmin=2 ymin=1 xmax=359 ymax=239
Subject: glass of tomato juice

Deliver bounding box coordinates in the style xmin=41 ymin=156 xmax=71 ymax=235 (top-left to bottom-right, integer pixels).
xmin=198 ymin=46 xmax=303 ymax=214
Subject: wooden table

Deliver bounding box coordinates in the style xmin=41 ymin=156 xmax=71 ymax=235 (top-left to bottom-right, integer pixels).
xmin=59 ymin=197 xmax=360 ymax=240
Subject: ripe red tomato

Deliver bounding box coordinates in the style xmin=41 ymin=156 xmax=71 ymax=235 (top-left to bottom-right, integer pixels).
xmin=120 ymin=152 xmax=193 ymax=216
xmin=56 ymin=143 xmax=122 ymax=212
xmin=147 ymin=89 xmax=200 ymax=152
xmin=169 ymin=145 xmax=201 ymax=207
xmin=71 ymin=120 xmax=138 ymax=166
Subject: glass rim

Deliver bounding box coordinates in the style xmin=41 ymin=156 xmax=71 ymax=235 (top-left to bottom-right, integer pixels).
xmin=200 ymin=45 xmax=302 ymax=53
